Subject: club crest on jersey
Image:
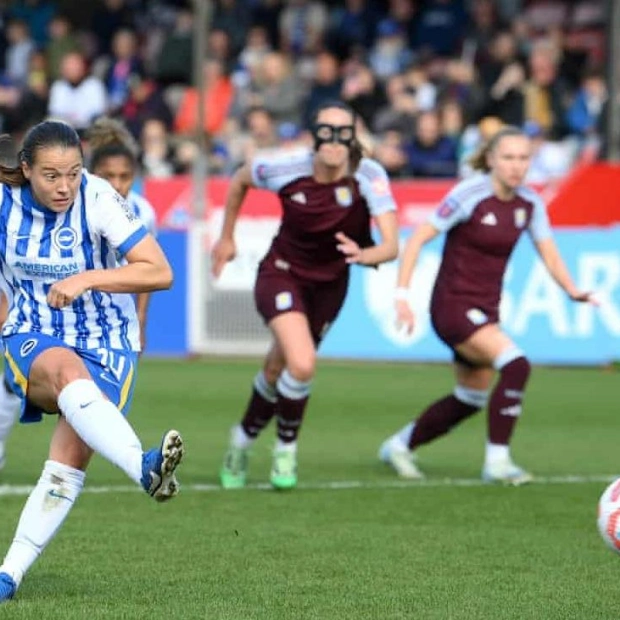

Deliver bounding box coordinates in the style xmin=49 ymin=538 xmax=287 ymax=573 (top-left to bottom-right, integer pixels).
xmin=335 ymin=186 xmax=352 ymax=207
xmin=52 ymin=227 xmax=78 ymax=251
xmin=275 ymin=291 xmax=293 ymax=311
xmin=514 ymin=208 xmax=527 ymax=228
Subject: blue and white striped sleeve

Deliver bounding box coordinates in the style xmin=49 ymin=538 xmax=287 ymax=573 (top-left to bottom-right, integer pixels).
xmin=94 ymin=190 xmax=148 ymax=257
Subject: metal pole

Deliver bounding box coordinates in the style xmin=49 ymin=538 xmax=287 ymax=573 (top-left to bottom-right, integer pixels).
xmin=191 ymin=0 xmax=211 ymax=220
xmin=605 ymin=0 xmax=620 ymax=161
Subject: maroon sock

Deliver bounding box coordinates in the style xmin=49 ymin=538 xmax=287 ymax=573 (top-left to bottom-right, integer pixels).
xmin=409 ymin=395 xmax=480 ymax=450
xmin=488 ymin=357 xmax=531 ymax=444
xmin=240 ymin=388 xmax=277 ymax=438
xmin=276 ymin=394 xmax=309 ymax=443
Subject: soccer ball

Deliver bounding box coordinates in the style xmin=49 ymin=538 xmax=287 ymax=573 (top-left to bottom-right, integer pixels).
xmin=597 ymin=478 xmax=620 ymax=552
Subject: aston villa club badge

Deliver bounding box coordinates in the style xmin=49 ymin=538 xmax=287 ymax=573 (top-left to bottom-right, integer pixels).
xmin=335 ymin=186 xmax=352 ymax=207
xmin=514 ymin=207 xmax=527 ymax=228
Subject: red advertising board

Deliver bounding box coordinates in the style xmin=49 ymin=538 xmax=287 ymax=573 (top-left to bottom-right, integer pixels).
xmin=143 ymin=163 xmax=620 ymax=229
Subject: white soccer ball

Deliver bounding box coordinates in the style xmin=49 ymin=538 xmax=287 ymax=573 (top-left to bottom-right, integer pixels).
xmin=597 ymin=478 xmax=620 ymax=553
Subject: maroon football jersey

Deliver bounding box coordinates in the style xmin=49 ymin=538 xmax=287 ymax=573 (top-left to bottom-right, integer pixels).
xmin=251 ymin=149 xmax=396 ymax=282
xmin=428 ymin=174 xmax=552 ymax=312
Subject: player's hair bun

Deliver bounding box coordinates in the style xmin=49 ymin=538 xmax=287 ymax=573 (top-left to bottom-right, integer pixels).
xmin=87 ymin=117 xmax=138 ymax=159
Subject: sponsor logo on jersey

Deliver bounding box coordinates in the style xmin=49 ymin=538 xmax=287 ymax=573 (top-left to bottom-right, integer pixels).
xmin=19 ymin=338 xmax=38 ymax=357
xmin=466 ymin=308 xmax=488 ymax=325
xmin=275 ymin=291 xmax=293 ymax=310
xmin=514 ymin=208 xmax=527 ymax=228
xmin=13 ymin=260 xmax=81 ymax=280
xmin=274 ymin=259 xmax=290 ymax=271
xmin=52 ymin=226 xmax=78 ymax=251
xmin=290 ymin=192 xmax=306 ymax=204
xmin=335 ymin=186 xmax=352 ymax=207
xmin=437 ymin=198 xmax=458 ymax=218
xmin=481 ymin=212 xmax=497 ymax=226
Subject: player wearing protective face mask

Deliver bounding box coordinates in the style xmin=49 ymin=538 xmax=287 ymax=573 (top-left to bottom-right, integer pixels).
xmin=211 ymin=101 xmax=400 ymax=490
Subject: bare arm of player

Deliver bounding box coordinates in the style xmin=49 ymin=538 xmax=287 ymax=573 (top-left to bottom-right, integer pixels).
xmin=534 ymin=237 xmax=597 ymax=303
xmin=394 ymin=221 xmax=442 ymax=334
xmin=47 ymin=236 xmax=173 ymax=308
xmin=211 ymin=163 xmax=254 ymax=278
xmin=335 ymin=211 xmax=399 ymax=265
xmin=0 ymin=292 xmax=7 ymax=325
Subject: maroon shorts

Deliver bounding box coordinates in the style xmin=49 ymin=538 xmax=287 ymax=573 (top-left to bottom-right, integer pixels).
xmin=254 ymin=261 xmax=349 ymax=345
xmin=430 ymin=298 xmax=499 ymax=366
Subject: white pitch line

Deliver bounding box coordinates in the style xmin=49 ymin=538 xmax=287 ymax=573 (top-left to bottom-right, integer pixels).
xmin=0 ymin=474 xmax=617 ymax=497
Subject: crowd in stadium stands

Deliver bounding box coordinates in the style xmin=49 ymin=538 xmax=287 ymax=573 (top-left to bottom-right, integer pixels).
xmin=0 ymin=0 xmax=607 ymax=181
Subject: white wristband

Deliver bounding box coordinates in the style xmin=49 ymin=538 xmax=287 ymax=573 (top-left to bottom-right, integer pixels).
xmin=394 ymin=287 xmax=409 ymax=301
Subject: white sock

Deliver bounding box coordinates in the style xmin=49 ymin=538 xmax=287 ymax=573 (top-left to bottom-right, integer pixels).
xmin=485 ymin=442 xmax=510 ymax=464
xmin=57 ymin=379 xmax=143 ymax=485
xmin=395 ymin=422 xmax=415 ymax=450
xmin=0 ymin=372 xmax=20 ymax=442
xmin=231 ymin=424 xmax=254 ymax=450
xmin=275 ymin=439 xmax=297 ymax=453
xmin=0 ymin=460 xmax=85 ymax=586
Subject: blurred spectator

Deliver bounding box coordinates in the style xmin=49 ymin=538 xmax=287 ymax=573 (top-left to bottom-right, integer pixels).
xmin=139 ymin=117 xmax=175 ymax=177
xmin=104 ymin=28 xmax=143 ymax=112
xmin=481 ymin=57 xmax=526 ymax=127
xmin=413 ymin=0 xmax=468 ymax=57
xmin=174 ymin=58 xmax=234 ymax=137
xmin=372 ymin=73 xmax=418 ymax=139
xmin=46 ymin=14 xmax=81 ymax=81
xmin=233 ymin=24 xmax=272 ymax=88
xmin=47 ymin=51 xmax=107 ymax=132
xmin=277 ymin=120 xmax=305 ymax=149
xmin=439 ymin=98 xmax=465 ymax=141
xmin=401 ymin=61 xmax=437 ymax=111
xmin=521 ymin=37 xmax=570 ymax=139
xmin=120 ymin=73 xmax=173 ymax=139
xmin=231 ymin=51 xmax=302 ymax=126
xmin=303 ymin=51 xmax=342 ymax=127
xmin=225 ymin=106 xmax=278 ymax=171
xmin=374 ymin=129 xmax=409 ymax=177
xmin=4 ymin=19 xmax=35 ymax=87
xmin=478 ymin=30 xmax=522 ymax=93
xmin=369 ymin=18 xmax=415 ymax=81
xmin=405 ymin=109 xmax=458 ymax=177
xmin=90 ymin=0 xmax=135 ymax=56
xmin=462 ymin=0 xmax=503 ymax=66
xmin=340 ymin=61 xmax=387 ymax=128
xmin=436 ymin=59 xmax=485 ymax=122
xmin=565 ymin=68 xmax=606 ymax=138
xmin=251 ymin=0 xmax=283 ymax=50
xmin=279 ymin=0 xmax=328 ymax=58
xmin=155 ymin=6 xmax=193 ymax=86
xmin=385 ymin=0 xmax=420 ymax=48
xmin=207 ymin=28 xmax=234 ymax=74
xmin=9 ymin=0 xmax=56 ymax=49
xmin=327 ymin=0 xmax=380 ymax=58
xmin=212 ymin=0 xmax=250 ymax=56
xmin=523 ymin=120 xmax=574 ymax=184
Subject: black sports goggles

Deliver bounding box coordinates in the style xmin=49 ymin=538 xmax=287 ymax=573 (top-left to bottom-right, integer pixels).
xmin=313 ymin=123 xmax=355 ymax=148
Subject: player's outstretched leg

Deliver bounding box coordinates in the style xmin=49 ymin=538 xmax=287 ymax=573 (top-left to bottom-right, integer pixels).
xmin=482 ymin=352 xmax=532 ymax=486
xmin=141 ymin=430 xmax=184 ymax=501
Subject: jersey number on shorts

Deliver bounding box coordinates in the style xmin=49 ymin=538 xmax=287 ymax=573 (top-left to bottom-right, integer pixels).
xmin=96 ymin=348 xmax=126 ymax=381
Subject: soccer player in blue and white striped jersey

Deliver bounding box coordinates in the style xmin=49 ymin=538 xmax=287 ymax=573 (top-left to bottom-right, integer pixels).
xmin=0 ymin=120 xmax=184 ymax=603
xmin=87 ymin=117 xmax=158 ymax=351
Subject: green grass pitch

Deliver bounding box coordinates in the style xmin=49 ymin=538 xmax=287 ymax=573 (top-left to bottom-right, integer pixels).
xmin=1 ymin=359 xmax=619 ymax=619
